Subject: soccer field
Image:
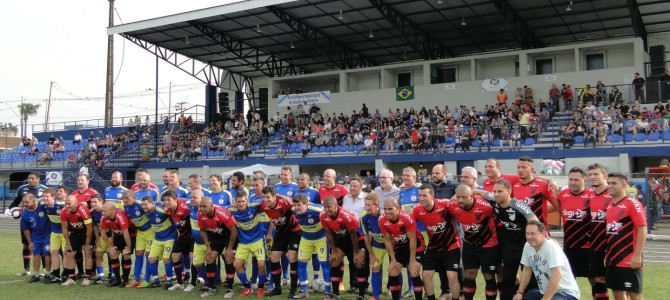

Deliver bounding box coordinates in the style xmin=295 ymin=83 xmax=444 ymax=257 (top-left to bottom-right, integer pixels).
xmin=0 ymin=231 xmax=666 ymax=299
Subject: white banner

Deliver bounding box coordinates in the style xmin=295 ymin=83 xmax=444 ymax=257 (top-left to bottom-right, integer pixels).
xmin=46 ymin=171 xmax=63 ymax=186
xmin=481 ymin=78 xmax=509 ymax=92
xmin=276 ymin=91 xmax=331 ymax=107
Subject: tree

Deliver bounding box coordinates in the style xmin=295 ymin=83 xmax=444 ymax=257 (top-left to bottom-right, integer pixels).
xmin=18 ymin=103 xmax=40 ymax=138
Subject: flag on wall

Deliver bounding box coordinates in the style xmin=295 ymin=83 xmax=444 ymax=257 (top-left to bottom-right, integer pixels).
xmin=396 ymin=86 xmax=414 ymax=101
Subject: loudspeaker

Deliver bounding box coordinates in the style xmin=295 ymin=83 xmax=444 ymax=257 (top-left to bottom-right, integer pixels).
xmin=650 ymin=45 xmax=665 ymax=75
xmin=218 ymin=92 xmax=229 ymax=113
xmin=258 ymin=88 xmax=269 ymax=122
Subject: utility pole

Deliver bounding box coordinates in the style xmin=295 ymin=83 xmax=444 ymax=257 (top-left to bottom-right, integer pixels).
xmin=104 ymin=0 xmax=115 ymax=128
xmin=168 ymin=81 xmax=172 ymax=117
xmin=19 ymin=97 xmax=24 ymax=138
xmin=44 ymin=81 xmax=54 ymax=131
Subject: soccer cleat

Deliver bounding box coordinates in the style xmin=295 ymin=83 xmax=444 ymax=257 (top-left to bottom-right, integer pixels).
xmin=94 ymin=279 xmax=105 ymax=285
xmin=42 ymin=274 xmax=52 ymax=284
xmin=61 ymin=278 xmax=76 ymax=286
xmin=292 ymin=291 xmax=309 ymax=299
xmin=163 ymin=281 xmax=173 ymax=290
xmin=16 ymin=270 xmax=30 ymax=276
xmin=401 ymin=290 xmax=413 ymax=298
xmin=257 ymin=288 xmax=265 ymax=298
xmin=107 ymin=280 xmax=121 ymax=287
xmin=347 ymin=286 xmax=358 ymax=294
xmin=240 ymin=287 xmax=253 ymax=297
xmin=324 ymin=293 xmax=340 ymax=300
xmin=184 ymin=284 xmax=196 ymax=292
xmin=266 ymin=288 xmax=282 ymax=297
xmin=250 ymin=281 xmax=259 ymax=289
xmin=81 ymin=278 xmax=91 ymax=286
xmin=28 ymin=275 xmax=41 ymax=283
xmin=224 ymin=289 xmax=235 ymax=299
xmin=287 ymin=290 xmax=297 ymax=299
xmin=50 ymin=277 xmax=63 ymax=284
xmin=148 ymin=281 xmax=162 ymax=288
xmin=168 ymin=283 xmax=184 ymax=291
xmin=200 ymin=288 xmax=216 ymax=298
xmin=119 ymin=280 xmax=128 ymax=288
xmin=125 ymin=281 xmax=141 ymax=288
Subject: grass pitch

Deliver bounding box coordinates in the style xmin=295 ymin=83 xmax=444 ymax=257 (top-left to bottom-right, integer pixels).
xmin=0 ymin=231 xmax=666 ymax=299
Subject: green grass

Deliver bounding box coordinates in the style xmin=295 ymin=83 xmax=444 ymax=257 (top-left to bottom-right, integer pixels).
xmin=0 ymin=231 xmax=667 ymax=299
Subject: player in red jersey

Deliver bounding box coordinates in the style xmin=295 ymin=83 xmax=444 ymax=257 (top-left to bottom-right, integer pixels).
xmin=259 ymin=185 xmax=302 ymax=297
xmin=449 ymin=185 xmax=498 ymax=300
xmin=587 ymin=163 xmax=611 ymax=300
xmin=320 ymin=196 xmax=369 ymax=300
xmin=60 ymin=195 xmax=94 ymax=286
xmin=100 ymin=202 xmax=135 ymax=287
xmin=164 ymin=190 xmax=193 ymax=290
xmin=130 ymin=169 xmax=160 ymax=192
xmin=605 ymin=173 xmax=646 ymax=300
xmin=319 ymin=169 xmax=349 ymax=206
xmin=381 ymin=197 xmax=425 ymax=300
xmin=482 ymin=159 xmax=521 ymax=192
xmin=413 ymin=185 xmax=460 ymax=300
xmin=555 ymin=167 xmax=595 ymax=291
xmin=71 ymin=174 xmax=99 ymax=207
xmin=198 ymin=197 xmax=238 ymax=298
xmin=513 ymin=156 xmax=559 ymax=230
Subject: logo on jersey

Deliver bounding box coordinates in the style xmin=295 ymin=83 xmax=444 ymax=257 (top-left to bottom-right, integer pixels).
xmin=607 ymin=221 xmax=623 ymax=232
xmin=308 ymin=218 xmax=314 ymax=224
xmin=273 ymin=216 xmax=287 ymax=226
xmin=425 ymin=221 xmax=446 ymax=233
xmin=410 ymin=195 xmax=417 ymax=201
xmin=474 ymin=208 xmax=483 ymax=221
xmin=562 ymin=210 xmax=587 ymax=219
xmin=135 ymin=210 xmax=141 ymax=216
xmin=287 ymin=191 xmax=293 ymax=196
xmin=462 ymin=223 xmax=482 ymax=232
xmin=591 ymin=209 xmax=606 ymax=221
xmin=155 ymin=217 xmax=162 ymax=223
xmin=393 ymin=233 xmax=408 ymax=244
xmin=38 ymin=212 xmax=44 ymax=217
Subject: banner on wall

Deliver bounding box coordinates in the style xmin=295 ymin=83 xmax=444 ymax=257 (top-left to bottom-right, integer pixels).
xmin=276 ymin=91 xmax=331 ymax=107
xmin=481 ymin=78 xmax=509 ymax=92
xmin=396 ymin=86 xmax=415 ymax=101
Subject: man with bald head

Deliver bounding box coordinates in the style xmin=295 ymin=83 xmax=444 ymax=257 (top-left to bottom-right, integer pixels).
xmin=104 ymin=171 xmax=128 ymax=209
xmin=134 ymin=170 xmax=160 ymax=205
xmin=319 ymin=169 xmax=349 ymax=207
xmin=186 ymin=189 xmax=206 ymax=291
xmin=431 ymin=164 xmax=459 ymax=200
xmin=60 ymin=195 xmax=93 ymax=286
xmin=122 ymin=190 xmax=155 ymax=287
xmin=373 ymin=169 xmax=400 ymax=210
xmin=100 ymin=202 xmax=135 ymax=287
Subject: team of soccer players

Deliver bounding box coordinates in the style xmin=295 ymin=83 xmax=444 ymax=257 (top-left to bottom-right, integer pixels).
xmin=15 ymin=158 xmax=647 ymax=300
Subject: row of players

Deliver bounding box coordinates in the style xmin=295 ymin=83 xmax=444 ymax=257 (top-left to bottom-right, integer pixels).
xmin=15 ymin=158 xmax=646 ymax=300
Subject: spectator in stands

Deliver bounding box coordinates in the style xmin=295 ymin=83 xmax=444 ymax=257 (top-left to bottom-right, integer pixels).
xmin=549 ymin=84 xmax=560 ymax=112
xmin=511 ymin=128 xmax=521 ymax=150
xmin=632 ymin=72 xmax=646 ymax=102
xmin=561 ymin=84 xmax=573 ymax=111
xmin=73 ymin=132 xmax=82 ymax=145
xmin=523 ymin=85 xmax=533 ymax=105
xmin=637 ymin=118 xmax=651 ymax=135
xmin=497 ymin=88 xmax=508 ymax=107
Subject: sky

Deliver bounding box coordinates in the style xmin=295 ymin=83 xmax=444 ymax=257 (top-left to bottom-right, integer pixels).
xmin=0 ymin=0 xmax=243 ymax=135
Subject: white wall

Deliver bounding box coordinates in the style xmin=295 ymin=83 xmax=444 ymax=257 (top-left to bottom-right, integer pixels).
xmin=554 ymin=52 xmax=576 ymax=73
xmin=607 ymin=47 xmax=635 ymax=68
xmin=348 ymin=72 xmax=380 ymax=92
xmin=477 ymin=57 xmax=516 ymax=80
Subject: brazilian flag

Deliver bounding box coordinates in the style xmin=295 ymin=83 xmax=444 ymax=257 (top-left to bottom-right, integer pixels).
xmin=396 ymin=86 xmax=414 ymax=101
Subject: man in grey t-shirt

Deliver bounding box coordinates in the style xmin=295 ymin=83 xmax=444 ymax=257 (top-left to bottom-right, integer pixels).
xmin=514 ymin=220 xmax=580 ymax=300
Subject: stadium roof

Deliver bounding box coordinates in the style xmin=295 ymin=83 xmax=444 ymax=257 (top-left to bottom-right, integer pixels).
xmin=109 ymin=0 xmax=670 ymax=83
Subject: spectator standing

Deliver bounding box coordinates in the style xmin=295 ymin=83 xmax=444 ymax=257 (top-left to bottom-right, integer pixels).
xmin=497 ymin=89 xmax=508 ymax=107
xmin=632 ymin=72 xmax=646 ymax=102
xmin=549 ymin=84 xmax=560 ymax=112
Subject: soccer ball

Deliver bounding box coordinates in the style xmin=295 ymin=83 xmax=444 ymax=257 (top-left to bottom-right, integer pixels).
xmin=10 ymin=207 xmax=22 ymax=219
xmin=311 ymin=278 xmax=327 ymax=293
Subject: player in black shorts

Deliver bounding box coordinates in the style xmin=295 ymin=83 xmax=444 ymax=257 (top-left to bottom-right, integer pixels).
xmin=164 ymin=190 xmax=195 ymax=291
xmin=100 ymin=202 xmax=135 ymax=287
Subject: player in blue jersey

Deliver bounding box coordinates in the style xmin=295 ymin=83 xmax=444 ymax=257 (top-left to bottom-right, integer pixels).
xmin=21 ymin=193 xmax=51 ymax=283
xmin=295 ymin=173 xmax=323 ymax=283
xmin=247 ymin=172 xmax=272 ymax=289
xmin=229 ymin=171 xmax=249 ymax=199
xmin=292 ymin=193 xmax=331 ymax=298
xmin=187 ymin=189 xmax=207 ymax=292
xmin=209 ymin=174 xmax=233 ymax=207
xmin=12 ymin=171 xmax=48 ymax=276
xmin=42 ymin=188 xmax=66 ymax=283
xmin=104 ymin=171 xmax=128 ymax=209
xmin=228 ymin=189 xmax=270 ymax=298
xmin=134 ymin=171 xmax=160 ymax=205
xmin=141 ymin=193 xmax=179 ymax=289
xmin=186 ymin=174 xmax=212 ymax=199
xmin=122 ymin=190 xmax=155 ymax=288
xmin=360 ymin=193 xmax=387 ymax=300
xmin=162 ymin=169 xmax=189 ymax=202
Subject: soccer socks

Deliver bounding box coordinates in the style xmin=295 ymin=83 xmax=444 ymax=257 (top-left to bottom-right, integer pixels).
xmin=320 ymin=261 xmax=331 ymax=293
xmin=181 ymin=255 xmax=191 ymax=278
xmin=22 ymin=248 xmax=30 ymax=271
xmin=463 ymin=278 xmax=476 ymax=300
xmin=195 ymin=265 xmax=206 ymax=285
xmin=173 ymin=260 xmax=183 ymax=284
xmin=271 ymin=261 xmax=283 ymax=290
xmin=356 ymin=265 xmax=371 ymax=298
xmin=225 ymin=263 xmax=235 ymax=289
xmin=411 ymin=276 xmax=424 ymax=300
xmin=251 ymin=256 xmax=259 ymax=283
xmin=594 ymin=282 xmax=609 ymax=300
xmin=405 ymin=268 xmax=414 ymax=292
xmin=96 ymin=266 xmax=105 ymax=281
xmin=133 ymin=255 xmax=144 ymax=282
xmin=110 ymin=258 xmax=121 ymax=281
xmin=257 ymin=271 xmax=267 ymax=289
xmin=205 ymin=262 xmax=216 ymax=289
xmin=75 ymin=250 xmax=84 ymax=275
xmin=388 ymin=275 xmax=402 ymax=300
xmin=281 ymin=255 xmax=290 ymax=280
xmin=121 ymin=257 xmax=132 ymax=282
xmin=52 ymin=268 xmax=61 ymax=279
xmin=311 ymin=254 xmax=320 ymax=279
xmin=371 ymin=270 xmax=382 ymax=299
xmin=297 ymin=261 xmax=308 ymax=292
xmin=146 ymin=261 xmax=158 ymax=282
xmin=164 ymin=261 xmax=174 ymax=281
xmin=290 ymin=261 xmax=299 ymax=291
xmin=484 ymin=278 xmax=498 ymax=300
xmin=330 ymin=264 xmax=343 ymax=296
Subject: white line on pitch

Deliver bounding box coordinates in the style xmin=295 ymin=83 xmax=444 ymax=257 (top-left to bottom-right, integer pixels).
xmin=0 ymin=280 xmax=23 ymax=284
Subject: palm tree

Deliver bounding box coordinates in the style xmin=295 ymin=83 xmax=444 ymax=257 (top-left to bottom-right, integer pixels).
xmin=18 ymin=103 xmax=40 ymax=138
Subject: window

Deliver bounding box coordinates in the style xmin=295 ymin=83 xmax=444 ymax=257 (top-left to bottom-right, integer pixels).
xmin=535 ymin=58 xmax=553 ymax=75
xmin=430 ymin=65 xmax=457 ymax=84
xmin=586 ymin=53 xmax=604 ymax=70
xmin=397 ymin=72 xmax=412 ymax=87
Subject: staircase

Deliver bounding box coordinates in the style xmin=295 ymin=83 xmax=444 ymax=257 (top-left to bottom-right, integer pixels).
xmin=60 ymin=142 xmax=140 ymax=192
xmin=536 ymin=111 xmax=573 ymax=147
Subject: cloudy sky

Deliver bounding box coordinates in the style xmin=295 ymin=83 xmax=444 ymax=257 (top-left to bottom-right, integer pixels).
xmin=0 ymin=0 xmax=241 ymax=134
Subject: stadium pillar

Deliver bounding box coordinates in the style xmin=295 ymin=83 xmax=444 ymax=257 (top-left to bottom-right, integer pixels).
xmin=235 ymin=91 xmax=243 ymax=114
xmin=104 ymin=0 xmax=115 ymax=128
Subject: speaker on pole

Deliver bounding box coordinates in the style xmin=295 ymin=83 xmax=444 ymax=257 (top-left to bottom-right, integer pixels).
xmin=218 ymin=92 xmax=229 ymax=123
xmin=650 ymin=45 xmax=666 ymax=76
xmin=259 ymin=88 xmax=268 ymax=122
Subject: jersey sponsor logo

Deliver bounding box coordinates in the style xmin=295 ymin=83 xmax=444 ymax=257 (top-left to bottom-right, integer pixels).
xmin=207 ymin=227 xmax=225 ymax=235
xmin=462 ymin=223 xmax=482 ymax=232
xmin=591 ymin=209 xmax=606 ymax=221
xmin=474 ymin=208 xmax=483 ymax=221
xmin=562 ymin=209 xmax=588 ymax=219
xmin=155 ymin=217 xmax=162 ymax=223
xmin=272 ymin=216 xmax=287 ymax=226
xmin=607 ymin=221 xmax=623 ymax=233
xmin=502 ymin=221 xmax=519 ymax=230
xmin=287 ymin=191 xmax=293 ymax=196
xmin=135 ymin=210 xmax=141 ymax=216
xmin=38 ymin=211 xmax=44 ymax=217
xmin=631 ymin=199 xmax=643 ymax=213
xmin=426 ymin=221 xmax=447 ymax=233
xmin=393 ymin=233 xmax=408 ymax=244
xmin=308 ymin=218 xmax=315 ymax=224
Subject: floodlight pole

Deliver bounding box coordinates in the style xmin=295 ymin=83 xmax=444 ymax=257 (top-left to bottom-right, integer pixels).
xmin=104 ymin=0 xmax=115 ymax=128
